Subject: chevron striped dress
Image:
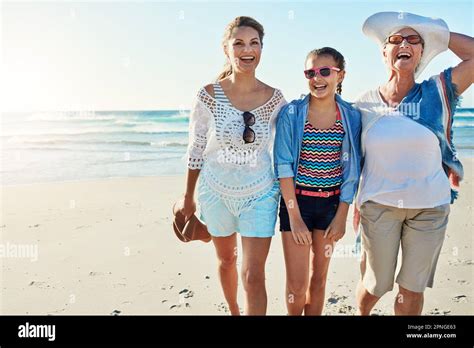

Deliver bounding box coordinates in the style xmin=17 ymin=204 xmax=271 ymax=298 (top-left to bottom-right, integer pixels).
xmin=295 ymin=108 xmax=345 ymax=189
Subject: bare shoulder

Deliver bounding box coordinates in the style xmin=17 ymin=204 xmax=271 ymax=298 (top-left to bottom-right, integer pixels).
xmin=203 ymin=84 xmax=215 ymax=98
xmin=258 ymin=80 xmax=276 ymax=92
xmin=257 ymin=81 xmax=278 ymax=99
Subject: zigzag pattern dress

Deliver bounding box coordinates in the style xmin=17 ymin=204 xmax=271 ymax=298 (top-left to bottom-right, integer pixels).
xmin=295 ymin=108 xmax=345 ymax=189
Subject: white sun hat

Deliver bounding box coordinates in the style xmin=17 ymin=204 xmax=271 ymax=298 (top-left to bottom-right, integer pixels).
xmin=362 ymin=11 xmax=450 ymax=78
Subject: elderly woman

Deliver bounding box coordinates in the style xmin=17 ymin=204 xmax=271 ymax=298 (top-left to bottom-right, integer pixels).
xmin=353 ymin=12 xmax=473 ymax=315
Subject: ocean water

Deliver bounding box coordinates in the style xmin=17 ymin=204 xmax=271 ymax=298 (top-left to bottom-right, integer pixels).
xmin=0 ymin=110 xmax=190 ymax=185
xmin=1 ymin=108 xmax=473 ymax=185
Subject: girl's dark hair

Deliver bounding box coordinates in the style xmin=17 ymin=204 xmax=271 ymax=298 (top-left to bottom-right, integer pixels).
xmin=306 ymin=47 xmax=345 ymax=95
xmin=216 ymin=16 xmax=265 ymax=82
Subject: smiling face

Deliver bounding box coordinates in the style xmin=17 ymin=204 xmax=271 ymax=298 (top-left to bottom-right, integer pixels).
xmin=383 ymin=27 xmax=424 ymax=76
xmin=224 ymin=26 xmax=262 ymax=74
xmin=305 ymin=54 xmax=345 ymax=99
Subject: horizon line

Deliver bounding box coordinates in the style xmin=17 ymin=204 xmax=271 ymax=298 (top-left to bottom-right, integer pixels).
xmin=2 ymin=106 xmax=474 ymax=114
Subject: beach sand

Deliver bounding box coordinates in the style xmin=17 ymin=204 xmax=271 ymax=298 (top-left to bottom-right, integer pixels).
xmin=1 ymin=158 xmax=472 ymax=315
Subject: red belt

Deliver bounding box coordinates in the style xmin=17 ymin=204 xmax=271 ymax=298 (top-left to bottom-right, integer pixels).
xmin=295 ymin=188 xmax=340 ymax=198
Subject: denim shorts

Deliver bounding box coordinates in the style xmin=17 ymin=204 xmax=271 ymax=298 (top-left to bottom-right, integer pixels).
xmin=279 ymin=186 xmax=340 ymax=232
xmin=198 ymin=180 xmax=280 ymax=238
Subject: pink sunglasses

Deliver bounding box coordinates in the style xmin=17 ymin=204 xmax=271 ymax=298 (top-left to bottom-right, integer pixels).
xmin=304 ymin=66 xmax=341 ymax=79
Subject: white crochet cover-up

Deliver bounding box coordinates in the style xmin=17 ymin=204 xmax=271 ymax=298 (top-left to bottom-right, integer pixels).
xmin=187 ymin=84 xmax=286 ymax=216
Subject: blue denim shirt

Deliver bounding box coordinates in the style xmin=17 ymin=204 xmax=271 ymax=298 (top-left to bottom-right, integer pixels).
xmin=273 ymin=93 xmax=362 ymax=204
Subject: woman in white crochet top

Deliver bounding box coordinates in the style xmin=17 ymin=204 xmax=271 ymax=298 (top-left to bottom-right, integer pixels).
xmin=177 ymin=16 xmax=286 ymax=315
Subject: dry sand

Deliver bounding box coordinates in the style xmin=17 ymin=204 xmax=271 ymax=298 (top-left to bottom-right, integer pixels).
xmin=1 ymin=159 xmax=472 ymax=315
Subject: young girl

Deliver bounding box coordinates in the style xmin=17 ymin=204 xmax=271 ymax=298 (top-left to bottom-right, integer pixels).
xmin=178 ymin=16 xmax=286 ymax=315
xmin=274 ymin=47 xmax=361 ymax=315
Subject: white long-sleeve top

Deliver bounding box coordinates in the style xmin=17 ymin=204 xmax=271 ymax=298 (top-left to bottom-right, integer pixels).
xmin=187 ymin=86 xmax=286 ymax=215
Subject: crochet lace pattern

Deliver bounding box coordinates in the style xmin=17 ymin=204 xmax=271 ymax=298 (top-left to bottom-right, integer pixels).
xmin=187 ymin=86 xmax=286 ymax=215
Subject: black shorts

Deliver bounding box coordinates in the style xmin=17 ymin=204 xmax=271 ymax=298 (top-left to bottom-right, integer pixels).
xmin=279 ymin=186 xmax=340 ymax=232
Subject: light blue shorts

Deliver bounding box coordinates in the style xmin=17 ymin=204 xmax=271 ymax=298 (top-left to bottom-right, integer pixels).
xmin=198 ymin=180 xmax=280 ymax=238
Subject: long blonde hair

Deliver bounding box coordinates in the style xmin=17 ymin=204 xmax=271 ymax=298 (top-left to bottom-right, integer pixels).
xmin=216 ymin=16 xmax=265 ymax=82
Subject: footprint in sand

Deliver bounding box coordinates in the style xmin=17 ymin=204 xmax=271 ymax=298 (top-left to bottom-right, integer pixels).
xmin=326 ymin=292 xmax=347 ymax=305
xmin=325 ymin=292 xmax=354 ymax=314
xmin=76 ymin=225 xmax=92 ymax=230
xmin=448 ymin=259 xmax=462 ymax=266
xmin=452 ymin=295 xmax=468 ymax=303
xmin=89 ymin=271 xmax=105 ymax=276
xmin=428 ymin=308 xmax=451 ymax=315
xmin=215 ymin=302 xmax=229 ymax=313
xmin=29 ymin=281 xmax=48 ymax=289
xmin=337 ymin=304 xmax=355 ymax=314
xmin=169 ymin=303 xmax=190 ymax=310
xmin=448 ymin=259 xmax=474 ymax=266
xmin=179 ymin=289 xmax=194 ymax=299
xmin=75 ymin=225 xmax=91 ymax=229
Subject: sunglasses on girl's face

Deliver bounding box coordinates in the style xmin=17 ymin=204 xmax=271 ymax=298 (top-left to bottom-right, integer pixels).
xmin=242 ymin=111 xmax=256 ymax=144
xmin=304 ymin=66 xmax=341 ymax=79
xmin=387 ymin=34 xmax=424 ymax=45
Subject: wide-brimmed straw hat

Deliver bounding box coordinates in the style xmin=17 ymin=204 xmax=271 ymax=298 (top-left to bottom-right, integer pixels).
xmin=172 ymin=200 xmax=211 ymax=243
xmin=362 ymin=11 xmax=450 ymax=78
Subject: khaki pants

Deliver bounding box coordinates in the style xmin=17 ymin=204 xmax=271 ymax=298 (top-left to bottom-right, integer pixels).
xmin=360 ymin=200 xmax=450 ymax=297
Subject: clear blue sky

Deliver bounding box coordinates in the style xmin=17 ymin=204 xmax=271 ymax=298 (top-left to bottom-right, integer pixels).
xmin=2 ymin=0 xmax=473 ymax=112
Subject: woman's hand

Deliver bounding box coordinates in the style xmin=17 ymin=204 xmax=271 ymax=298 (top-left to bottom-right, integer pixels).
xmin=179 ymin=168 xmax=200 ymax=221
xmin=449 ymin=32 xmax=474 ymax=95
xmin=325 ymin=202 xmax=350 ymax=242
xmin=289 ymin=216 xmax=312 ymax=245
xmin=324 ymin=214 xmax=346 ymax=243
xmin=448 ymin=168 xmax=460 ymax=189
xmin=353 ymin=206 xmax=361 ymax=232
xmin=179 ymin=195 xmax=196 ymax=221
xmin=280 ymin=177 xmax=311 ymax=245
